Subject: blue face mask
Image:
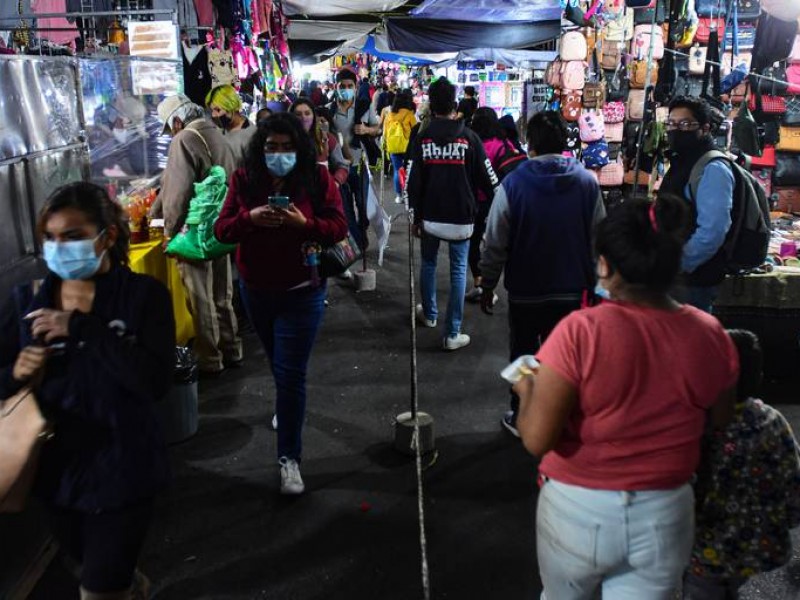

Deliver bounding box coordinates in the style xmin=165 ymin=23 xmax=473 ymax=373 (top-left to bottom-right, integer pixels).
xmin=264 ymin=152 xmax=297 ymax=177
xmin=43 ymin=231 xmax=106 ymax=280
xmin=337 ymin=88 xmax=355 ymax=102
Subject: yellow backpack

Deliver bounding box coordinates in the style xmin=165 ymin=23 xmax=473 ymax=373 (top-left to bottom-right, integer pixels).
xmin=385 ymin=111 xmax=411 ymax=155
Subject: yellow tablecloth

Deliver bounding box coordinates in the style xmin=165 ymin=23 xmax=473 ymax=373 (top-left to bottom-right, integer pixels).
xmin=716 ymin=271 xmax=800 ymax=311
xmin=129 ymin=240 xmax=195 ymax=344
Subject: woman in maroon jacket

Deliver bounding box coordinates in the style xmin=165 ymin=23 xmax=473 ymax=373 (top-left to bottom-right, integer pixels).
xmin=215 ymin=113 xmax=347 ymax=495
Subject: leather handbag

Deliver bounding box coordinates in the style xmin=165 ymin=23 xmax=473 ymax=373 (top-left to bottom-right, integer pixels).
xmin=598 ymin=158 xmax=625 ymax=186
xmin=733 ymin=99 xmax=764 ymax=157
xmin=785 ymin=95 xmax=800 ymax=126
xmin=776 ymin=187 xmax=800 ymax=213
xmin=321 ymin=231 xmax=362 ymax=278
xmin=777 ymin=126 xmax=800 ymax=153
xmin=748 ymin=91 xmax=787 ymax=115
xmin=601 ymin=42 xmax=623 ymax=70
xmin=605 ymin=121 xmax=625 ymax=142
xmin=696 ymin=18 xmax=725 ymax=44
xmin=583 ymin=50 xmax=607 ymax=108
xmin=751 ymin=14 xmax=798 ymax=71
xmin=755 ymin=64 xmax=789 ymax=96
xmin=0 ymin=386 xmax=51 ymax=513
xmin=630 ymin=60 xmax=658 ymax=89
xmin=627 ymin=89 xmax=647 ymax=120
xmin=775 ymin=152 xmax=800 ymax=186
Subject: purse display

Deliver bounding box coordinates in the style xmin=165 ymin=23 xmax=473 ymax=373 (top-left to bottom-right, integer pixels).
xmin=598 ymin=158 xmax=625 ymax=186
xmin=777 ymin=126 xmax=800 ymax=153
xmin=774 ymin=152 xmax=800 ymax=186
xmin=320 ymin=231 xmax=362 ymax=278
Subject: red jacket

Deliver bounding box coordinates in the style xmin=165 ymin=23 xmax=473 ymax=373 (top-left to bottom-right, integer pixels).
xmin=214 ymin=165 xmax=348 ymax=291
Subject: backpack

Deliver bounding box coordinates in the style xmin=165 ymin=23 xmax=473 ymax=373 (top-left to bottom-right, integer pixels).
xmin=385 ymin=112 xmax=410 ymax=155
xmin=689 ymin=151 xmax=771 ymax=272
xmin=562 ymin=61 xmax=587 ymax=90
xmin=494 ymin=142 xmax=527 ymax=182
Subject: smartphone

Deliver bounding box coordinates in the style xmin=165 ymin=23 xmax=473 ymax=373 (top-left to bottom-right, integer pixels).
xmin=500 ymin=355 xmax=540 ymax=384
xmin=268 ymin=195 xmax=290 ymax=209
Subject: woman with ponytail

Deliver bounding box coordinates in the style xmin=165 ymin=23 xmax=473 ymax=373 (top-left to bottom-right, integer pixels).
xmin=514 ymin=194 xmax=740 ymax=599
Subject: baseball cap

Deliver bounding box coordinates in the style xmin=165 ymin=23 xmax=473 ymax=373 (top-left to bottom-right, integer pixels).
xmin=157 ymin=94 xmax=193 ymax=134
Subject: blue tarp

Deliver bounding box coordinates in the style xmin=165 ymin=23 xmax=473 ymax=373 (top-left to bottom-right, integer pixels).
xmin=410 ymin=0 xmax=561 ymax=22
xmin=362 ymin=35 xmax=441 ymax=65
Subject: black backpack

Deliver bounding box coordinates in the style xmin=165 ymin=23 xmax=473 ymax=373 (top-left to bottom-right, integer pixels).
xmin=494 ymin=142 xmax=527 ymax=182
xmin=688 ymin=151 xmax=771 ymax=272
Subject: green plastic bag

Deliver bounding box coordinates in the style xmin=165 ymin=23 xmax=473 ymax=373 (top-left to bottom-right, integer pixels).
xmin=166 ymin=165 xmax=236 ymax=261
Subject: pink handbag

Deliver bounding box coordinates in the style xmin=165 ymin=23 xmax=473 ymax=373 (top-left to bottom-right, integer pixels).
xmin=605 ymin=121 xmax=624 ymax=142
xmin=627 ymin=89 xmax=647 ymax=121
xmin=788 ymin=64 xmax=800 ymax=95
xmin=561 ymin=61 xmax=587 ymax=90
xmin=546 ymin=58 xmax=564 ymax=88
xmin=632 ymin=24 xmax=665 ymax=60
xmin=598 ymin=159 xmax=625 ymax=187
xmin=579 ymin=110 xmax=606 ymax=142
xmin=603 ymin=101 xmax=626 ymax=123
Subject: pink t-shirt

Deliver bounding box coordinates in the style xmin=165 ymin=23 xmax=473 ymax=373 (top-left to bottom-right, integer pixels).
xmin=537 ymin=301 xmax=739 ymax=491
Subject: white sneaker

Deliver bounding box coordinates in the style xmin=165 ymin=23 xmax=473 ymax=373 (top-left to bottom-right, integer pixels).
xmin=337 ymin=269 xmax=354 ymax=281
xmin=443 ymin=333 xmax=471 ymax=351
xmin=271 ymin=413 xmax=278 ymax=431
xmin=394 ymin=194 xmax=403 ymax=204
xmin=464 ymin=287 xmax=483 ymax=302
xmin=415 ymin=304 xmax=437 ymax=328
xmin=279 ymin=457 xmax=304 ymax=495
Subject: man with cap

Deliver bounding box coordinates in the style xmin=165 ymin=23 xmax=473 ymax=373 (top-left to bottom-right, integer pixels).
xmin=153 ymin=93 xmax=243 ymax=376
xmin=205 ymin=84 xmax=255 ymax=167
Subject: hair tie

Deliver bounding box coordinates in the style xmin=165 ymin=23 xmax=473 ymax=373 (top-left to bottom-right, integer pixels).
xmin=649 ymin=202 xmax=659 ymax=233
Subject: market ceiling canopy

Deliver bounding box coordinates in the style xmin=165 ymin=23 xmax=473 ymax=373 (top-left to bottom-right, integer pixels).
xmin=282 ymin=0 xmax=408 ymax=17
xmin=287 ymin=20 xmax=378 ymax=42
xmin=362 ymin=35 xmax=455 ymax=65
xmin=410 ymin=0 xmax=561 ymax=22
xmin=386 ymin=18 xmax=560 ymax=53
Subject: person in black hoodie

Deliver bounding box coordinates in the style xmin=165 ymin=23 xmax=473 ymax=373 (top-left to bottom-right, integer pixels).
xmin=0 ymin=182 xmax=174 ymax=600
xmin=405 ymin=78 xmax=499 ymax=351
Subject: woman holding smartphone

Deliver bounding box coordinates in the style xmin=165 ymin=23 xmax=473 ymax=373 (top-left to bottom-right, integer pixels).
xmin=215 ymin=113 xmax=347 ymax=495
xmin=290 ymin=98 xmax=349 ymax=185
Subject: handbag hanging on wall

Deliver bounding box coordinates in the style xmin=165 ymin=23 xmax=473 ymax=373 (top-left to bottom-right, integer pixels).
xmin=774 ymin=153 xmax=800 ymax=186
xmin=733 ymin=90 xmax=764 ymax=157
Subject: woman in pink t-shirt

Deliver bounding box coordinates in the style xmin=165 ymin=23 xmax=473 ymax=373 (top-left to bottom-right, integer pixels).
xmin=515 ymin=194 xmax=739 ymax=600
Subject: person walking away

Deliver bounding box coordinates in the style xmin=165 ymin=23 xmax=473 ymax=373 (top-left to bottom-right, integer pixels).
xmin=480 ymin=111 xmax=605 ymax=437
xmin=659 ymin=96 xmax=735 ymax=312
xmin=514 ymin=194 xmax=739 ymax=599
xmin=329 ymin=68 xmax=381 ymax=253
xmin=405 ymin=77 xmax=499 ymax=351
xmin=383 ymin=90 xmax=417 ymax=204
xmin=456 ymin=85 xmax=479 ymax=125
xmin=214 ymin=113 xmax=348 ymax=494
xmin=0 ymin=183 xmax=175 ymax=600
xmin=154 ymin=94 xmax=243 ymax=376
xmin=465 ymin=107 xmax=526 ymax=303
xmin=683 ymin=329 xmax=800 ymax=599
xmin=206 ymin=84 xmax=256 ymax=167
xmin=291 ymin=99 xmax=349 ymax=185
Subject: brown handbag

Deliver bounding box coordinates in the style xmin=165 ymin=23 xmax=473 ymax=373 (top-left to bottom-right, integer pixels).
xmin=584 ymin=49 xmax=607 ymax=109
xmin=630 ymin=60 xmax=658 ymax=89
xmin=601 ymin=43 xmax=623 ymax=70
xmin=0 ymin=385 xmax=52 ymax=513
xmin=776 ymin=188 xmax=800 ymax=213
xmin=561 ymin=90 xmax=584 ymax=122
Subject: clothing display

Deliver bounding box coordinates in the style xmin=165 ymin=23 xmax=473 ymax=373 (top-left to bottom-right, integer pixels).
xmin=182 ymin=43 xmax=212 ymax=106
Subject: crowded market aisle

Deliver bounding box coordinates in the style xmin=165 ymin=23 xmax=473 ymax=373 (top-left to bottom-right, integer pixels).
xmin=29 ymin=194 xmax=800 ymax=600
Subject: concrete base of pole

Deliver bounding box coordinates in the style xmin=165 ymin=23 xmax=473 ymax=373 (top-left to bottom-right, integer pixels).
xmin=394 ymin=411 xmax=435 ymax=456
xmin=354 ymin=269 xmax=376 ymax=292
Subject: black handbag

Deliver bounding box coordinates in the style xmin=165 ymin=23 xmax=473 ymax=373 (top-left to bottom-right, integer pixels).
xmin=755 ymin=64 xmax=789 ymax=96
xmin=320 ymin=231 xmax=362 ymax=278
xmin=732 ymin=96 xmax=763 ymax=157
xmin=751 ymin=14 xmax=798 ymax=71
xmin=736 ymin=0 xmax=760 ymax=19
xmin=785 ymin=96 xmax=800 ymax=127
xmin=775 ymin=153 xmax=800 ymax=187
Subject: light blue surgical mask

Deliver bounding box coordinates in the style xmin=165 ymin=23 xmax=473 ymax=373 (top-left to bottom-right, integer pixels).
xmin=337 ymin=88 xmax=355 ymax=102
xmin=43 ymin=231 xmax=106 ymax=280
xmin=264 ymin=152 xmax=297 ymax=177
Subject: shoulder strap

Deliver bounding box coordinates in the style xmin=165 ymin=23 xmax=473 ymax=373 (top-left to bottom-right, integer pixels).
xmin=183 ymin=125 xmax=213 ymax=162
xmin=688 ymin=150 xmax=730 ymax=201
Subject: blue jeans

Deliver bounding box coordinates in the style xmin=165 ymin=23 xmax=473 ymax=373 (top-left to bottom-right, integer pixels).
xmin=419 ymin=234 xmax=469 ymax=338
xmin=239 ymin=283 xmax=326 ymax=461
xmin=674 ymin=284 xmax=719 ymax=314
xmin=342 ymin=166 xmax=368 ymax=251
xmin=537 ymin=479 xmax=694 ymax=600
xmin=390 ymin=153 xmax=405 ymax=195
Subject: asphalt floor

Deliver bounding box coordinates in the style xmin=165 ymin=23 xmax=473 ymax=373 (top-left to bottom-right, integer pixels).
xmin=30 ymin=185 xmax=800 ymax=600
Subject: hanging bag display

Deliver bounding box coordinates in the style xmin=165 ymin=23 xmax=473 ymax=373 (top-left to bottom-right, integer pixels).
xmin=584 ymin=50 xmax=607 ymax=108
xmin=562 ymin=60 xmax=588 ymax=89
xmin=579 ymin=110 xmax=606 ymax=142
xmin=689 ymin=44 xmax=708 ymax=74
xmin=561 ymin=90 xmax=584 ymax=121
xmin=751 ymin=144 xmax=777 ymax=167
xmin=583 ymin=139 xmax=611 ymax=168
xmin=751 ymin=14 xmax=798 ymax=71
xmin=777 ymin=126 xmax=800 ymax=153
xmin=696 ymin=0 xmax=727 ymax=16
xmin=605 ymin=9 xmax=636 ymax=42
xmin=630 ymin=60 xmax=658 ymax=88
xmin=546 ymin=58 xmax=565 ymax=88
xmin=701 ymin=30 xmax=724 ymax=107
xmin=786 ymin=64 xmax=800 ymax=95
xmin=627 ymin=88 xmax=647 ymax=120
xmin=605 ymin=121 xmax=625 ymax=141
xmin=598 ymin=158 xmax=626 ymax=186
xmin=755 ymin=63 xmax=790 ymax=95
xmin=733 ymin=92 xmax=764 ymax=157
xmin=785 ymin=96 xmax=800 ymax=126
xmin=791 ymin=35 xmax=800 ymax=63
xmin=561 ymin=31 xmax=589 ymax=61
xmin=601 ymin=42 xmax=624 ymax=70
xmin=603 ymin=100 xmax=626 ymax=123
xmin=696 ymin=18 xmax=726 ymax=44
xmin=774 ymin=153 xmax=800 ymax=186
xmin=736 ymin=0 xmax=761 ymax=19
xmin=633 ymin=24 xmax=665 ymax=59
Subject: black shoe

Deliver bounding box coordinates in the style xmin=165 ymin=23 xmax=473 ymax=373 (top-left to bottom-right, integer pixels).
xmin=223 ymin=358 xmax=244 ymax=369
xmin=199 ymin=368 xmax=225 ymax=380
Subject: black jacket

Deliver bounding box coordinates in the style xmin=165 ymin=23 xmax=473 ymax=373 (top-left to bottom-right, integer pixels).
xmin=405 ymin=118 xmax=498 ymax=231
xmin=0 ymin=266 xmax=175 ymax=512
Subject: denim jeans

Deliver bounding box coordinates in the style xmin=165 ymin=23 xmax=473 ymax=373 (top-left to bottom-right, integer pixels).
xmin=419 ymin=234 xmax=469 ymax=338
xmin=343 ymin=166 xmax=368 ymax=251
xmin=674 ymin=284 xmax=719 ymax=314
xmin=390 ymin=153 xmax=405 ymax=195
xmin=537 ymin=479 xmax=694 ymax=600
xmin=239 ymin=283 xmax=326 ymax=461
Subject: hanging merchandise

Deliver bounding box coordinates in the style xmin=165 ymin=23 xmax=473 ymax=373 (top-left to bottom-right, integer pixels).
xmin=561 ymin=89 xmax=584 ymax=121
xmin=579 ymin=109 xmax=606 ymax=141
xmin=775 ymin=154 xmax=800 ymax=186
xmin=633 ymin=24 xmax=665 ymax=59
xmin=777 ymin=126 xmax=800 ymax=153
xmin=788 ymin=69 xmax=800 ymax=97
xmin=753 ymin=167 xmax=773 ymax=196
xmin=701 ymin=30 xmax=723 ymax=106
xmin=696 ymin=17 xmax=725 ymax=43
xmin=760 ymin=0 xmax=800 ymax=22
xmin=208 ymin=45 xmax=240 ymax=88
xmin=625 ymin=0 xmax=652 ymax=9
xmin=584 ymin=139 xmax=611 ymax=167
xmin=562 ymin=60 xmax=588 ymax=89
xmin=565 ymin=122 xmax=582 ymax=153
xmin=606 ymin=9 xmax=635 ymax=41
xmin=627 ymin=88 xmax=647 ymax=120
xmin=751 ymin=14 xmax=798 ymax=70
xmin=670 ymin=0 xmax=700 ymax=47
xmin=607 ymin=63 xmax=629 ymax=100
xmin=634 ymin=0 xmax=666 ymax=24
xmin=183 ymin=43 xmax=213 ymax=107
xmin=584 ymin=50 xmax=607 ymax=107
xmin=606 ymin=120 xmax=625 ymax=141
xmin=733 ymin=94 xmax=764 ymax=156
xmin=721 ymin=52 xmax=752 ymax=76
xmin=725 ymin=22 xmax=757 ymax=49
xmin=598 ymin=158 xmax=626 ymax=186
xmin=755 ymin=63 xmax=789 ymax=95
xmin=630 ymin=59 xmax=658 ymax=88
xmin=736 ymin=0 xmax=761 ymax=19
xmin=603 ymin=100 xmax=626 ymax=122
xmin=696 ymin=0 xmax=727 ymax=17
xmin=689 ymin=44 xmax=708 ymax=74
xmin=721 ymin=62 xmax=750 ymax=92
xmin=601 ymin=42 xmax=624 ymax=69
xmin=562 ymin=30 xmax=589 ymax=61
xmin=791 ymin=36 xmax=800 ymax=62
xmin=749 ymin=87 xmax=788 ymax=115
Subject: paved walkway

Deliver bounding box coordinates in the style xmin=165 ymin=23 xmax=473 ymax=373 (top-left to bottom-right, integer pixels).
xmin=32 ymin=192 xmax=800 ymax=599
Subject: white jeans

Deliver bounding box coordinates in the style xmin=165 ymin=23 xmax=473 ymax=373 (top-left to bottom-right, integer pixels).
xmin=537 ymin=478 xmax=694 ymax=600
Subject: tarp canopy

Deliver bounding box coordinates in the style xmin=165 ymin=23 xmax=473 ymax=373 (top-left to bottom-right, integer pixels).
xmin=386 ymin=18 xmax=560 ymax=53
xmin=282 ymin=0 xmax=407 ymax=17
xmin=289 ymin=39 xmax=344 ymax=63
xmin=288 ymin=20 xmax=378 ymax=42
xmin=362 ymin=35 xmax=455 ymax=65
xmin=410 ymin=0 xmax=561 ymax=22
xmin=436 ymin=48 xmax=557 ymax=68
